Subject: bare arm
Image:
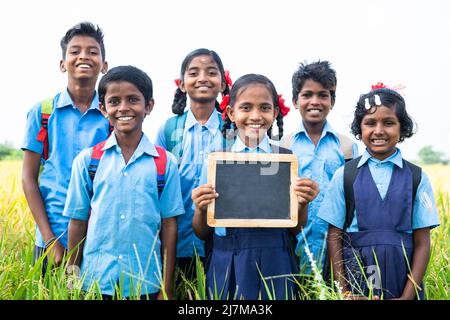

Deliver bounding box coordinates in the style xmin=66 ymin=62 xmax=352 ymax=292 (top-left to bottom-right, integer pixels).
xmin=327 ymin=225 xmax=349 ymax=292
xmin=22 ymin=150 xmax=65 ymax=264
xmin=67 ymin=219 xmax=88 ymax=267
xmin=291 ymin=178 xmax=319 ymax=236
xmin=397 ymin=228 xmax=431 ymax=300
xmin=158 ymin=217 xmax=178 ymax=300
xmin=191 ymin=184 xmax=216 ymax=240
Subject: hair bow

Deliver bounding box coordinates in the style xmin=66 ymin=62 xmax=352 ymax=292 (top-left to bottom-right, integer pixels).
xmin=224 ymin=70 xmax=233 ymax=89
xmin=278 ymin=94 xmax=290 ymax=117
xmin=371 ymin=82 xmax=387 ymax=91
xmin=219 ymin=95 xmax=230 ymax=121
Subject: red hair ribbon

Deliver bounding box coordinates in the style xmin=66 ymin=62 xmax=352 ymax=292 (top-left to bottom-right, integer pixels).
xmin=224 ymin=70 xmax=233 ymax=89
xmin=278 ymin=94 xmax=290 ymax=117
xmin=371 ymin=82 xmax=387 ymax=91
xmin=174 ymin=79 xmax=181 ymax=87
xmin=219 ymin=95 xmax=230 ymax=121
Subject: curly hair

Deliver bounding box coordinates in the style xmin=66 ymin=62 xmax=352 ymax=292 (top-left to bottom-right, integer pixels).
xmin=350 ymin=88 xmax=415 ymax=142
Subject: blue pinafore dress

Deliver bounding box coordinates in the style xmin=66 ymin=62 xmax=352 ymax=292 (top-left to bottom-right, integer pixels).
xmin=343 ymin=160 xmax=424 ymax=299
xmin=205 ymin=227 xmax=299 ymax=300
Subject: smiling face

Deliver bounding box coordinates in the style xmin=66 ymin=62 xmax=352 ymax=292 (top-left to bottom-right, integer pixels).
xmin=227 ymin=84 xmax=278 ymax=148
xmin=361 ymin=105 xmax=401 ymax=160
xmin=60 ymin=35 xmax=107 ymax=82
xmin=295 ymin=79 xmax=333 ymax=127
xmin=100 ymin=81 xmax=153 ymax=136
xmin=181 ymin=54 xmax=225 ymax=105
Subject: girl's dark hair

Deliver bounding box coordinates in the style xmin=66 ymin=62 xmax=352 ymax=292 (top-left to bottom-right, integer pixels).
xmin=350 ymin=88 xmax=415 ymax=142
xmin=60 ymin=21 xmax=106 ymax=62
xmin=98 ymin=65 xmax=153 ymax=106
xmin=222 ymin=73 xmax=284 ymax=139
xmin=292 ymin=60 xmax=337 ymax=104
xmin=172 ymin=48 xmax=230 ymax=115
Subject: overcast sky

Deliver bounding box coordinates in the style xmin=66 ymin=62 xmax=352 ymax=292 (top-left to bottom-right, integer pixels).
xmin=1 ymin=0 xmax=449 ymax=160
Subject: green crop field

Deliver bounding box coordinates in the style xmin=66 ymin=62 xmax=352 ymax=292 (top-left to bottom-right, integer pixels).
xmin=0 ymin=160 xmax=448 ymax=300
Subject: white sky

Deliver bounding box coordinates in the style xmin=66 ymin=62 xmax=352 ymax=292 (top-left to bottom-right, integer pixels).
xmin=1 ymin=0 xmax=449 ymax=160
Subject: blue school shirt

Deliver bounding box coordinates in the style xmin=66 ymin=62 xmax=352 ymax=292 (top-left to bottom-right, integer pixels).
xmin=199 ymin=135 xmax=272 ymax=236
xmin=21 ymin=89 xmax=110 ymax=248
xmin=317 ymin=149 xmax=440 ymax=232
xmin=63 ymin=133 xmax=185 ymax=297
xmin=288 ymin=121 xmax=358 ymax=268
xmin=155 ymin=109 xmax=224 ymax=258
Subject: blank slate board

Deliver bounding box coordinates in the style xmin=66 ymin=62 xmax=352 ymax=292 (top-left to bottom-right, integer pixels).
xmin=207 ymin=152 xmax=298 ymax=227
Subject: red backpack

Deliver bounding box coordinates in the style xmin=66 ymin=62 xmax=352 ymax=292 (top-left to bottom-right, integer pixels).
xmin=87 ymin=140 xmax=168 ymax=199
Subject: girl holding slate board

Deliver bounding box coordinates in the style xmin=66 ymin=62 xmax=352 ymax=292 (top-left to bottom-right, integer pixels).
xmin=192 ymin=74 xmax=319 ymax=300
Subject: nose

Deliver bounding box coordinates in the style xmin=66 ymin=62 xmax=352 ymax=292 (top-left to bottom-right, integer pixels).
xmin=249 ymin=108 xmax=262 ymax=120
xmin=118 ymin=100 xmax=130 ymax=112
xmin=373 ymin=122 xmax=385 ymax=135
xmin=197 ymin=70 xmax=208 ymax=83
xmin=310 ymin=94 xmax=320 ymax=105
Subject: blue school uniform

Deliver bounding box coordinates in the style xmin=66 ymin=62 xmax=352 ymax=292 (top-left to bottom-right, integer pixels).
xmin=21 ymin=90 xmax=110 ymax=248
xmin=199 ymin=136 xmax=299 ymax=300
xmin=155 ymin=109 xmax=224 ymax=258
xmin=63 ymin=133 xmax=184 ymax=297
xmin=288 ymin=121 xmax=358 ymax=272
xmin=318 ymin=149 xmax=440 ymax=299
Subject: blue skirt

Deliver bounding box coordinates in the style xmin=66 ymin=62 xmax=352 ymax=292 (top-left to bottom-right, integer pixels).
xmin=206 ymin=228 xmax=299 ymax=300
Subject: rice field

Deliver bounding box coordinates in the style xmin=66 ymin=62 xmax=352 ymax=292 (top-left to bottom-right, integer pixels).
xmin=0 ymin=160 xmax=449 ymax=300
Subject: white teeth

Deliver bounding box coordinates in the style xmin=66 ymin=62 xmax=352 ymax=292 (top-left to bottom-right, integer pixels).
xmin=248 ymin=124 xmax=262 ymax=129
xmin=308 ymin=109 xmax=321 ymax=114
xmin=117 ymin=116 xmax=133 ymax=121
xmin=78 ymin=64 xmax=91 ymax=68
xmin=372 ymin=139 xmax=387 ymax=145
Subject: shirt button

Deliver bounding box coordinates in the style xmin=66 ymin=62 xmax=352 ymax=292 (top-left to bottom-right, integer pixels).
xmin=200 ymin=151 xmax=204 ymax=155
xmin=120 ymin=214 xmax=125 ymax=219
xmin=123 ymin=172 xmax=128 ymax=176
xmin=118 ymin=255 xmax=123 ymax=260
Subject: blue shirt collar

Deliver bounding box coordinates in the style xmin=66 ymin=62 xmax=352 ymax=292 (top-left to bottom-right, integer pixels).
xmin=231 ymin=135 xmax=271 ymax=153
xmin=103 ymin=132 xmax=159 ymax=157
xmin=293 ymin=120 xmax=339 ymax=141
xmin=56 ymin=88 xmax=100 ymax=111
xmin=358 ymin=148 xmax=403 ymax=168
xmin=185 ymin=108 xmax=220 ymax=135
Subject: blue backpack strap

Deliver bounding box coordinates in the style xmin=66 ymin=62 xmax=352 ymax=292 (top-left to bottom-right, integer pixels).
xmin=404 ymin=160 xmax=422 ymax=202
xmin=343 ymin=156 xmax=362 ymax=231
xmin=154 ymin=146 xmax=167 ymax=199
xmin=164 ymin=111 xmax=188 ymax=161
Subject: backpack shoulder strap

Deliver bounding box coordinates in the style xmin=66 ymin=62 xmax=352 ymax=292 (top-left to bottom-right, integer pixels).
xmin=279 ymin=132 xmax=294 ymax=149
xmin=88 ymin=140 xmax=107 ymax=182
xmin=154 ymin=146 xmax=167 ymax=199
xmin=343 ymin=156 xmax=362 ymax=231
xmin=270 ymin=144 xmax=293 ymax=155
xmin=164 ymin=111 xmax=188 ymax=162
xmin=404 ymin=160 xmax=422 ymax=202
xmin=36 ymin=98 xmax=54 ymax=160
xmin=337 ymin=133 xmax=354 ymax=162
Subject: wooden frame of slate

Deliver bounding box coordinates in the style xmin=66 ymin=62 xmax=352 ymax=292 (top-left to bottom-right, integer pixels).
xmin=207 ymin=152 xmax=299 ymax=228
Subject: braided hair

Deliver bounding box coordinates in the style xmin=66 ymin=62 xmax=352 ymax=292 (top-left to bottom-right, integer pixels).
xmin=172 ymin=48 xmax=230 ymax=115
xmin=222 ymin=74 xmax=284 ymax=140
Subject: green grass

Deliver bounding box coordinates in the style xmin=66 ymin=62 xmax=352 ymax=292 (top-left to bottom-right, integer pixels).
xmin=1 ymin=160 xmax=449 ymax=300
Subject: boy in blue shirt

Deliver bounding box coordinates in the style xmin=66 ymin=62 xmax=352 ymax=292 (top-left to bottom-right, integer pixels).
xmin=281 ymin=61 xmax=359 ymax=274
xmin=64 ymin=65 xmax=184 ymax=299
xmin=21 ymin=22 xmax=109 ymax=269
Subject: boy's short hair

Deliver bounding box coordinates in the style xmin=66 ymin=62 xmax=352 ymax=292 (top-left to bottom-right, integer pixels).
xmin=60 ymin=21 xmax=106 ymax=62
xmin=291 ymin=61 xmax=337 ymax=104
xmin=98 ymin=65 xmax=153 ymax=105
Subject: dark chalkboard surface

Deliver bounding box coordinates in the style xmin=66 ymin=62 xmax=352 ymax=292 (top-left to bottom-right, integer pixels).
xmin=207 ymin=152 xmax=298 ymax=227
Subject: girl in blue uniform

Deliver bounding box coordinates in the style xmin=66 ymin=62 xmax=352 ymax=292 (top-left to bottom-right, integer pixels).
xmin=155 ymin=49 xmax=231 ymax=282
xmin=318 ymin=84 xmax=440 ymax=299
xmin=192 ymin=74 xmax=319 ymax=300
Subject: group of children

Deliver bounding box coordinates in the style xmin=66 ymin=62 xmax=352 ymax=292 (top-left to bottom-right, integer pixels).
xmin=21 ymin=21 xmax=440 ymax=300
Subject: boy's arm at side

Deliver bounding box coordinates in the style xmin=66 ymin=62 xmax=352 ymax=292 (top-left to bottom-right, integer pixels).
xmin=21 ymin=150 xmax=55 ymax=243
xmin=158 ymin=217 xmax=177 ymax=300
xmin=67 ymin=219 xmax=88 ymax=267
xmin=327 ymin=225 xmax=348 ymax=292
